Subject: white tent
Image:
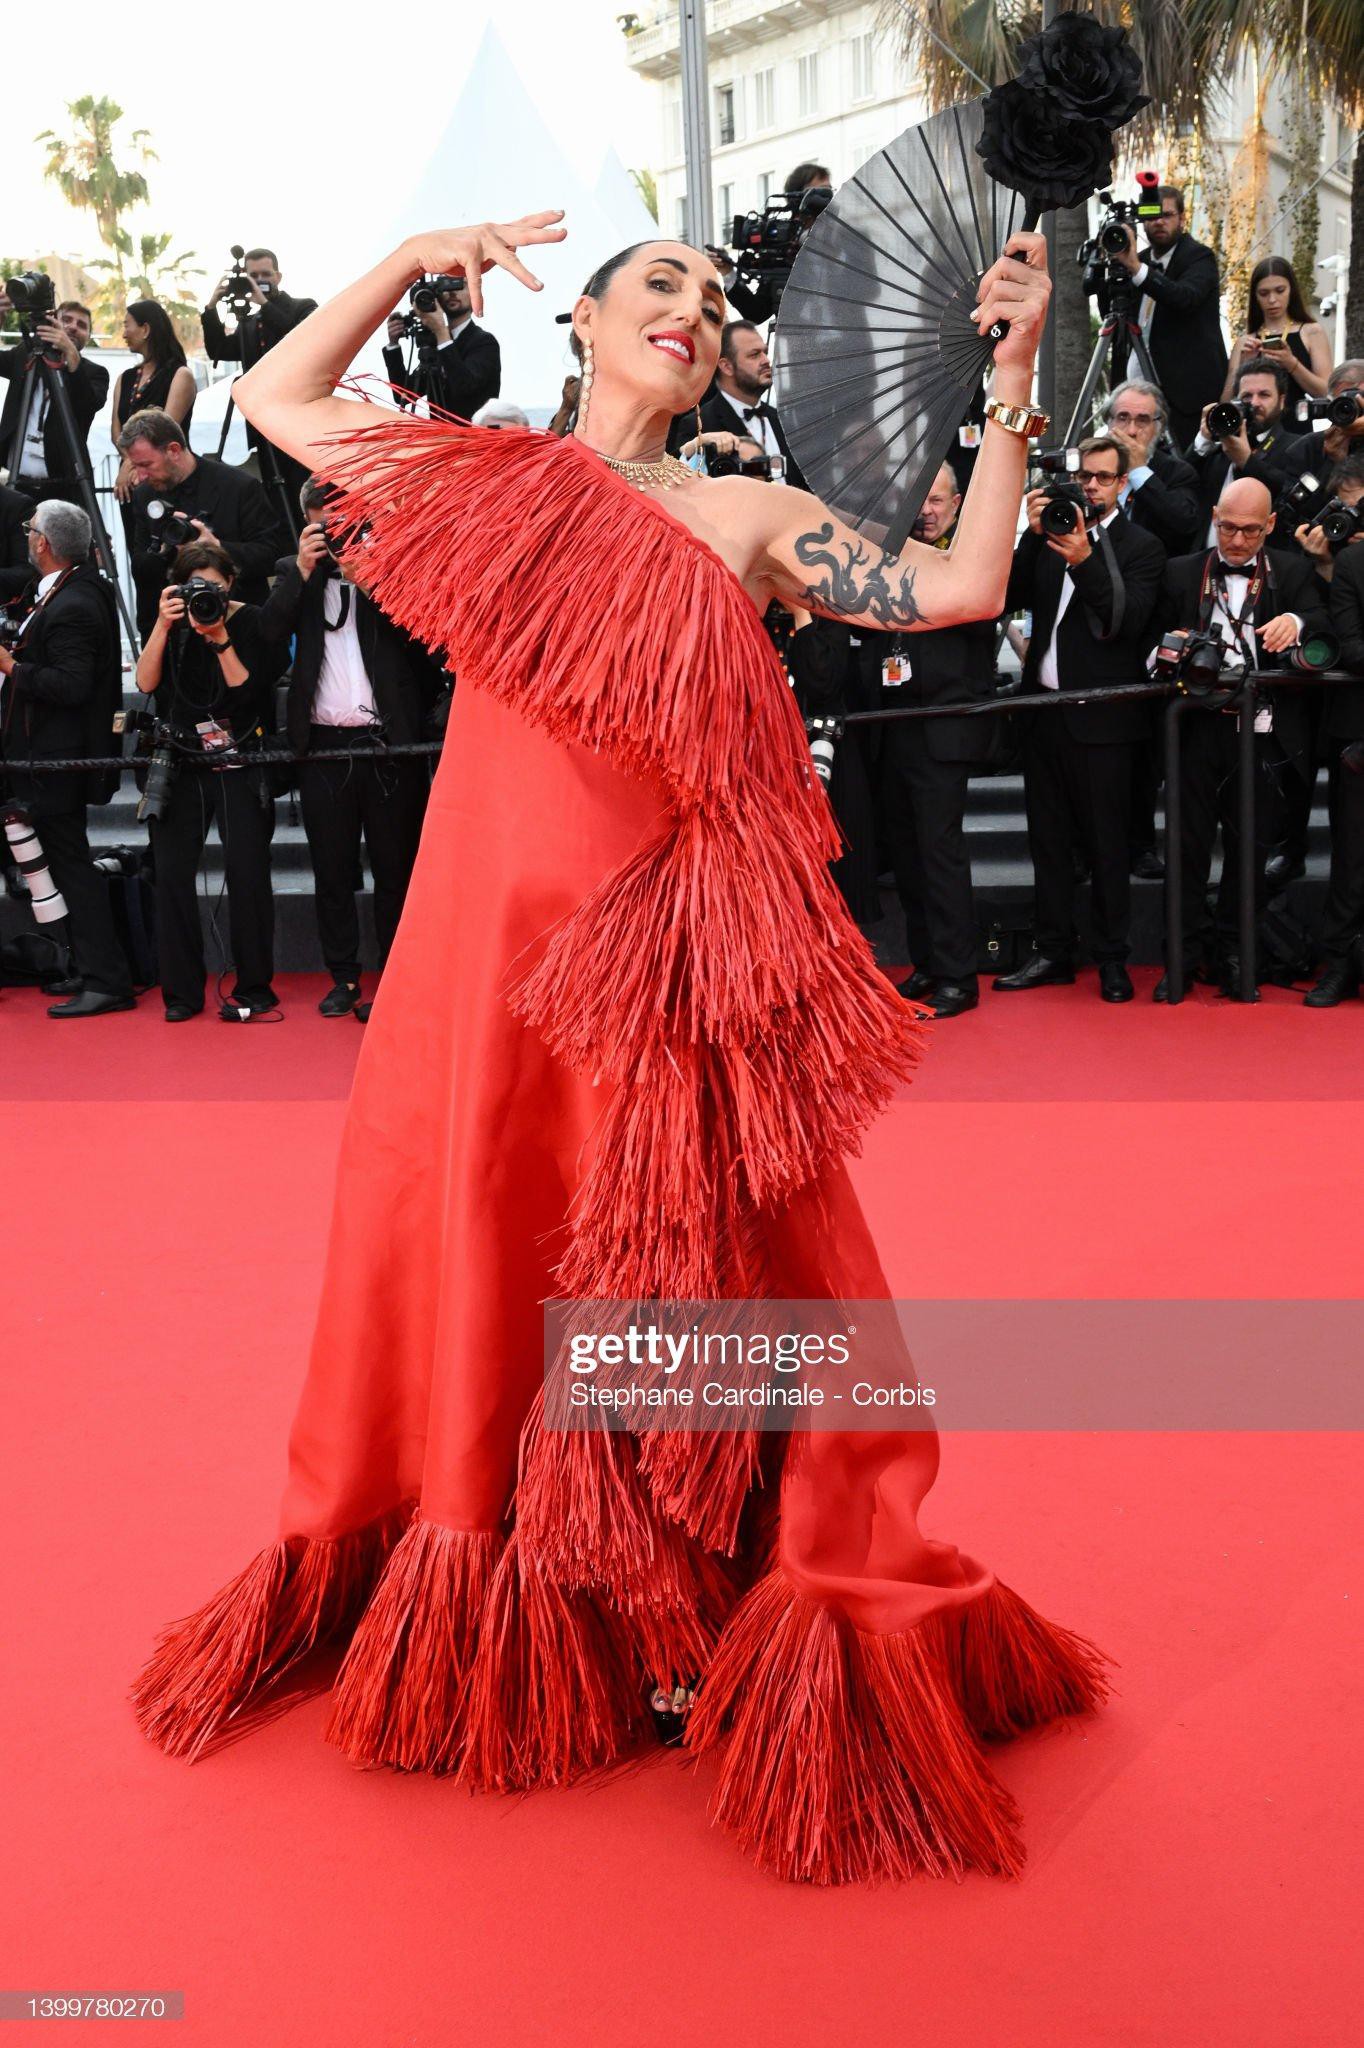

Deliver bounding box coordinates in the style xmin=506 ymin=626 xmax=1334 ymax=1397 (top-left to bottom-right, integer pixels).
xmin=593 ymin=147 xmax=662 ymax=246
xmin=386 ymin=24 xmax=663 ymax=417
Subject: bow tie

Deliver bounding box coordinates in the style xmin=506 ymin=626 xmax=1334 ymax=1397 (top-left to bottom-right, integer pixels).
xmin=1214 ymin=559 xmax=1251 ymax=576
xmin=742 ymin=404 xmax=768 ymax=421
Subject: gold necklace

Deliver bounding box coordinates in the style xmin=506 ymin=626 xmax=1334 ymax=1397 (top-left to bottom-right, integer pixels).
xmin=597 ymin=449 xmax=695 ymax=492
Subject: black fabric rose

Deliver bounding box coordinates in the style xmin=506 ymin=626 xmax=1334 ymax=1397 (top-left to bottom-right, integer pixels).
xmin=974 ymin=81 xmax=1114 ymax=213
xmin=1016 ymin=10 xmax=1150 ymax=132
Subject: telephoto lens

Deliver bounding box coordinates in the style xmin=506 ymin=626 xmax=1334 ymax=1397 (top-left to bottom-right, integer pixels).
xmin=1207 ymin=400 xmax=1253 ymax=439
xmin=805 ymin=715 xmax=842 ymax=786
xmin=2 ymin=804 xmax=69 ymax=923
xmin=1039 ymin=484 xmax=1088 ymax=537
xmin=1309 ymin=391 xmax=1364 ymax=428
xmin=1284 ymin=630 xmax=1341 ymax=672
xmin=1314 ymin=499 xmax=1361 ymax=549
xmin=136 ymin=738 xmax=177 ymax=824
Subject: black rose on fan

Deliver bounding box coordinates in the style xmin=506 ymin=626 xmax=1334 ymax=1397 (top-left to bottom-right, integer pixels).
xmin=1016 ymin=10 xmax=1151 ymax=131
xmin=975 ymin=82 xmax=1114 ymax=212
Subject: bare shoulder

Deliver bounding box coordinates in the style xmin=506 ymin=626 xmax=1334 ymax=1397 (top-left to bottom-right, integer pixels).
xmin=690 ymin=473 xmax=826 ymax=549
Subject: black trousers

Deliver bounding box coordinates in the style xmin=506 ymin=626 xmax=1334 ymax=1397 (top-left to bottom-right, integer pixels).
xmin=881 ymin=722 xmax=978 ymax=986
xmin=1275 ymin=689 xmax=1325 ymax=865
xmin=1020 ymin=709 xmax=1134 ymax=963
xmin=298 ymin=728 xmax=428 ymax=979
xmin=148 ymin=761 xmax=276 ymax=1009
xmin=1128 ymin=730 xmax=1162 ymax=858
xmin=1317 ymin=747 xmax=1364 ymax=965
xmin=28 ymin=799 xmax=132 ymax=997
xmin=1163 ymin=709 xmax=1291 ymax=971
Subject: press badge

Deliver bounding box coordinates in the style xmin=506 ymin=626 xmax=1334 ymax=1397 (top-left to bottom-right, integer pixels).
xmin=882 ymin=653 xmax=906 ymax=687
xmin=958 ymin=422 xmax=983 ymax=449
xmin=196 ymin=719 xmax=243 ymax=765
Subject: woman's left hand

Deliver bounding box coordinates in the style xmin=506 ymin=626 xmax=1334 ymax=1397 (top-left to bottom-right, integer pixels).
xmin=973 ymin=231 xmax=1051 ymax=373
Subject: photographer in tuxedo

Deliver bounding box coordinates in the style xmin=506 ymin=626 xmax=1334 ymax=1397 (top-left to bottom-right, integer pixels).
xmin=879 ymin=461 xmax=998 ymax=1018
xmin=0 ymin=294 xmax=109 ymax=509
xmin=995 ymin=435 xmax=1166 ymax=1002
xmin=1187 ymin=358 xmax=1304 ymax=534
xmin=699 ymin=321 xmax=807 ymax=490
xmin=1152 ymin=477 xmax=1330 ymax=1000
xmin=383 ymin=273 xmax=501 ymax=419
xmin=202 ymin=247 xmax=317 ymax=520
xmin=1303 ymin=497 xmax=1364 ymax=1005
xmin=1105 ymin=186 xmax=1228 ymax=451
xmin=0 ymin=500 xmax=131 ymax=1017
xmin=257 ymin=480 xmax=443 ymax=1020
xmin=121 ymin=408 xmax=286 ymax=640
xmin=1251 ymin=359 xmax=1364 ymax=513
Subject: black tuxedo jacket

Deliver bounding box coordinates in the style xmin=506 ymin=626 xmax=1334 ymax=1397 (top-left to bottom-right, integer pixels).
xmin=1185 ymin=420 xmax=1303 ymax=527
xmin=382 ymin=321 xmax=501 ymax=420
xmin=258 ymin=558 xmax=446 ymax=752
xmin=881 ymin=613 xmax=1000 ymax=765
xmin=1324 ymin=542 xmax=1364 ymax=741
xmin=0 ymin=347 xmax=109 ymax=480
xmin=201 ymin=289 xmax=317 ymax=366
xmin=0 ymin=561 xmax=121 ymax=810
xmin=128 ymin=453 xmax=286 ymax=637
xmin=0 ymin=481 xmax=34 ymax=597
xmin=1123 ymin=235 xmax=1228 ymax=425
xmin=1121 ymin=447 xmax=1202 ymax=555
xmin=1157 ymin=546 xmax=1332 ymax=779
xmin=699 ymin=390 xmax=809 ymax=493
xmin=1005 ymin=512 xmax=1167 ymax=744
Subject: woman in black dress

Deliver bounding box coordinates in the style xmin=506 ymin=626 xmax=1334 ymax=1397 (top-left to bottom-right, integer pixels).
xmin=1222 ymin=256 xmax=1332 ymax=430
xmin=112 ymin=300 xmax=197 ymax=521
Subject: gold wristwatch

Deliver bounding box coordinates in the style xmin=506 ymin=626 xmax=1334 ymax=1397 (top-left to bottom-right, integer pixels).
xmin=984 ymin=397 xmax=1051 ymax=439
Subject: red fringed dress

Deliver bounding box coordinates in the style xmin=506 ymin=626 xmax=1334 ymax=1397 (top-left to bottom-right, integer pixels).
xmin=133 ymin=416 xmax=1112 ymax=1884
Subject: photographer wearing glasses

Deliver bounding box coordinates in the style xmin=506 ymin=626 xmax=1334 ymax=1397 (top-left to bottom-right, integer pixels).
xmin=995 ymin=435 xmax=1167 ymax=1003
xmin=257 ymin=479 xmax=442 ymax=1020
xmin=1151 ymin=478 xmax=1330 ymax=999
xmin=133 ymin=541 xmax=284 ymax=1023
xmin=1102 ymin=380 xmax=1201 ymax=554
xmin=120 ymin=407 xmax=287 ymax=642
xmin=382 ymin=272 xmax=501 ymax=419
xmin=0 ymin=288 xmax=109 ymax=510
xmin=1105 ymin=185 xmax=1227 ymax=452
xmin=0 ymin=500 xmax=131 ymax=1016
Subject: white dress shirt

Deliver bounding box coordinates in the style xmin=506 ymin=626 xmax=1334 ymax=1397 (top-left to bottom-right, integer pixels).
xmin=438 ymin=313 xmax=474 ymax=354
xmin=19 ymin=370 xmax=48 ymax=479
xmin=1038 ymin=507 xmax=1119 ymax=690
xmin=1197 ymin=558 xmax=1302 ymax=734
xmin=719 ymin=389 xmax=780 ymax=465
xmin=1131 ymin=246 xmax=1173 ymax=339
xmin=312 ymin=579 xmax=378 ymax=727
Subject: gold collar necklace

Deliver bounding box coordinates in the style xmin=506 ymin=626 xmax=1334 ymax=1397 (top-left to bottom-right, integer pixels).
xmin=593 ymin=447 xmax=695 ymax=492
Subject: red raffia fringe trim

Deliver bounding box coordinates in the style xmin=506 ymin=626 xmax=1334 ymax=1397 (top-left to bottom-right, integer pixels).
xmin=132 ymin=1504 xmax=413 ymax=1761
xmin=685 ymin=1570 xmax=1113 ymax=1886
xmin=954 ymin=1578 xmax=1117 ymax=1741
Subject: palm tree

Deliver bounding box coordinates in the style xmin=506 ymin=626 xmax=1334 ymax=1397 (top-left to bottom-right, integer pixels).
xmin=88 ymin=230 xmax=205 ymax=348
xmin=880 ymin=3 xmax=1230 ymax=426
xmin=35 ymin=96 xmax=156 ymax=291
xmin=1193 ymin=0 xmax=1364 ymax=355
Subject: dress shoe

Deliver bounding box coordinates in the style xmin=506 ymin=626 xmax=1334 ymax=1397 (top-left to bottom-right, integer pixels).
xmin=218 ymin=996 xmax=279 ymax=1022
xmin=1098 ymin=963 xmax=1134 ymax=1002
xmin=164 ymin=1002 xmax=202 ymax=1023
xmin=354 ymin=1000 xmax=373 ymax=1023
xmin=43 ymin=974 xmax=84 ymax=998
xmin=319 ymin=979 xmax=362 ymax=1017
xmin=927 ymin=981 xmax=978 ymax=1017
xmin=1217 ymin=956 xmax=1260 ymax=1001
xmin=896 ymin=968 xmax=935 ymax=1000
xmin=1304 ymin=962 xmax=1360 ymax=1007
xmin=1129 ymin=849 xmax=1165 ymax=880
xmin=47 ymin=989 xmax=135 ymax=1019
xmin=1152 ymin=972 xmax=1173 ymax=1003
xmin=1264 ymin=852 xmax=1306 ymax=891
xmin=992 ymin=954 xmax=1075 ymax=991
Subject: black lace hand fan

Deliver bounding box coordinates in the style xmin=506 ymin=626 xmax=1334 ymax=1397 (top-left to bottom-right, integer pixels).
xmin=777 ymin=98 xmax=1022 ymax=553
xmin=776 ymin=10 xmax=1148 ymax=552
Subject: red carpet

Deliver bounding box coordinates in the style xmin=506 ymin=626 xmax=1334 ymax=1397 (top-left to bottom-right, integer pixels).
xmin=3 ymin=972 xmax=1358 ymax=2046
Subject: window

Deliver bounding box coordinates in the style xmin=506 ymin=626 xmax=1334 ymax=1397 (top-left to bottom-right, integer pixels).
xmin=715 ymin=82 xmax=736 ymax=147
xmin=717 ymin=183 xmax=734 ymax=230
xmin=758 ymin=170 xmax=774 ymax=206
xmin=676 ymin=195 xmax=688 ymax=238
xmin=797 ymin=52 xmax=820 ymax=118
xmin=666 ymin=97 xmax=682 ymax=158
xmin=754 ymin=67 xmax=775 ymax=130
xmin=849 ymin=32 xmax=875 ymax=102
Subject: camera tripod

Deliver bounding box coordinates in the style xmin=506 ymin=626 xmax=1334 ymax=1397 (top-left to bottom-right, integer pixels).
xmin=1061 ymin=280 xmax=1162 ymax=448
xmin=212 ymin=301 xmax=301 ymax=544
xmin=4 ymin=339 xmax=139 ymax=650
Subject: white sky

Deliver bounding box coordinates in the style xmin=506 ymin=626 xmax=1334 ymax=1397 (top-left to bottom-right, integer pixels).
xmin=5 ymin=1 xmax=655 ymax=299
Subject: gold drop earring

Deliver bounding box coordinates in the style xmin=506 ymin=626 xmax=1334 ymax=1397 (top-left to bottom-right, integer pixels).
xmin=578 ymin=337 xmax=594 ymax=431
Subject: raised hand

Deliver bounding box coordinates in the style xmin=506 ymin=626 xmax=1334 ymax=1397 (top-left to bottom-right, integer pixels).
xmin=973 ymin=231 xmax=1051 ymax=375
xmin=402 ymin=213 xmax=568 ymax=319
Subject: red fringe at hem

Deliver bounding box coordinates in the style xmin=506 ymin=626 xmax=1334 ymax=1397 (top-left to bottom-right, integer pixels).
xmin=131 ymin=1503 xmax=413 ymax=1761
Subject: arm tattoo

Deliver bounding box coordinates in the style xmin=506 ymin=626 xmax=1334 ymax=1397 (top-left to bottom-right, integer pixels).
xmin=792 ymin=522 xmax=928 ymax=629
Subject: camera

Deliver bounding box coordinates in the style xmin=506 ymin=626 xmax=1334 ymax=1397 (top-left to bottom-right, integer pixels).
xmin=1038 ymin=483 xmax=1091 ymax=537
xmin=703 ymin=444 xmax=780 ymax=481
xmin=805 ymin=713 xmax=843 ymax=786
xmin=1078 ymin=171 xmax=1162 ymax=296
xmin=218 ymin=246 xmax=257 ymax=315
xmin=0 ymin=601 xmax=27 ymax=650
xmin=1029 ymin=447 xmax=1081 ymax=478
xmin=411 ymin=274 xmax=465 ymax=315
xmin=1308 ymin=391 xmax=1364 ymax=429
xmin=1282 ymin=630 xmax=1340 ymax=671
xmin=4 ymin=269 xmax=56 ymax=318
xmin=1207 ymin=399 xmax=1254 ymax=440
xmin=168 ymin=576 xmax=231 ymax=627
xmin=1310 ymin=498 xmax=1362 ymax=551
xmin=145 ymin=500 xmax=201 ymax=557
xmin=729 ymin=185 xmax=833 ymax=283
xmin=133 ymin=715 xmax=178 ymax=823
xmin=1277 ymin=471 xmax=1323 ymax=524
xmin=1152 ymin=628 xmax=1236 ymax=693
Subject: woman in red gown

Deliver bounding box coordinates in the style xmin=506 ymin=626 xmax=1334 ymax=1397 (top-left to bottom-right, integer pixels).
xmin=133 ymin=214 xmax=1111 ymax=1884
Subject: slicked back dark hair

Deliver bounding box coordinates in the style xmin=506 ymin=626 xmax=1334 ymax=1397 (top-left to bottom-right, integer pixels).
xmin=569 ymin=240 xmax=700 ymax=363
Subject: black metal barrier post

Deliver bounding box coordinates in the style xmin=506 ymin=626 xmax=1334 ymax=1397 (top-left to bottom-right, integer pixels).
xmin=1163 ymin=692 xmax=1187 ymax=1004
xmin=1237 ymin=679 xmax=1261 ymax=1004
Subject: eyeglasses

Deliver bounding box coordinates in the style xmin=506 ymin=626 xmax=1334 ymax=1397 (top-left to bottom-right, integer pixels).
xmin=1212 ymin=518 xmax=1268 ymax=539
xmin=1078 ymin=469 xmax=1120 ymax=485
xmin=1110 ymin=412 xmax=1157 ymax=427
